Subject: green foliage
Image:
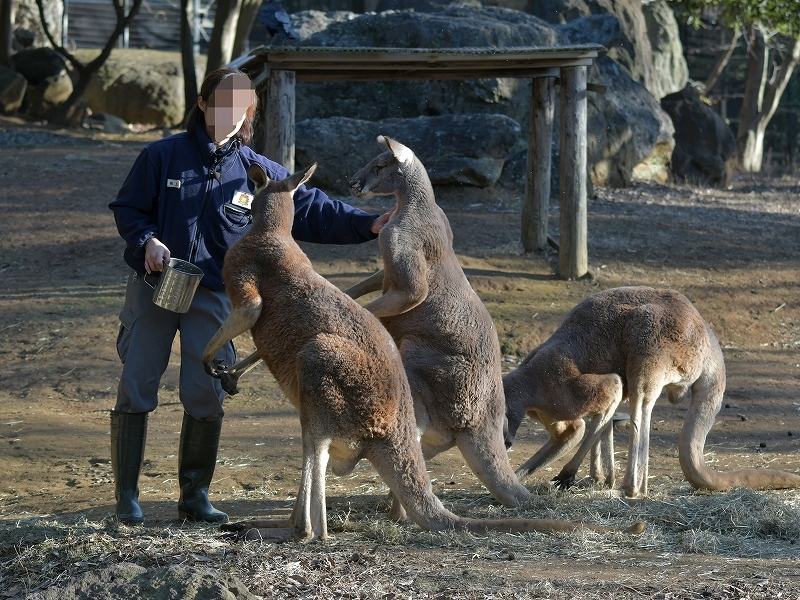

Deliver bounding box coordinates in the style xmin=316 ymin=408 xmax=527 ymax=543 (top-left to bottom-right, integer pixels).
xmin=668 ymin=0 xmax=800 ymax=37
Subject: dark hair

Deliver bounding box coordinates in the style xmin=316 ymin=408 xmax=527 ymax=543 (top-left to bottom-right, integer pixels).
xmin=184 ymin=68 xmax=257 ymax=147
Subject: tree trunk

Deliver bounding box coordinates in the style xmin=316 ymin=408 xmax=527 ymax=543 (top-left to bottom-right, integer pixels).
xmin=205 ymin=0 xmax=243 ymax=76
xmin=42 ymin=0 xmax=144 ymax=126
xmin=180 ymin=0 xmax=197 ymax=121
xmin=0 ymin=0 xmax=14 ymax=68
xmin=737 ymin=28 xmax=800 ymax=172
xmin=232 ymin=0 xmax=261 ymax=59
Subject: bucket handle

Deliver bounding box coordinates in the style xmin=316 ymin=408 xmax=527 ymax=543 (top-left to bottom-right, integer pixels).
xmin=142 ymin=260 xmax=167 ymax=289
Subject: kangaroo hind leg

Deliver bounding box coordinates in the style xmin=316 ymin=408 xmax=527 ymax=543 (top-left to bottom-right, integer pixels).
xmin=553 ymin=373 xmax=624 ymax=489
xmin=589 ymin=421 xmax=616 ymax=487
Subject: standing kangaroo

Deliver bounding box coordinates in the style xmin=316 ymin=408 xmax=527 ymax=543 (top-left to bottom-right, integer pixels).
xmin=346 ymin=136 xmax=530 ymax=519
xmin=503 ymin=286 xmax=800 ymax=499
xmin=201 ymin=163 xmax=644 ymax=541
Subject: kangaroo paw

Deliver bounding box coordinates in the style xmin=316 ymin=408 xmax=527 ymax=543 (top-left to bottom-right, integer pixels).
xmin=219 ymin=370 xmax=240 ymax=396
xmin=205 ymin=360 xmax=240 ymax=395
xmin=552 ymin=472 xmax=577 ymax=490
xmin=204 ymin=358 xmax=225 ymax=379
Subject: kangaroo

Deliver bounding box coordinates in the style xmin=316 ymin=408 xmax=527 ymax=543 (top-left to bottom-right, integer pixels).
xmin=503 ymin=286 xmax=800 ymax=499
xmin=345 ymin=136 xmax=530 ymax=520
xmin=202 ymin=163 xmax=644 ymax=542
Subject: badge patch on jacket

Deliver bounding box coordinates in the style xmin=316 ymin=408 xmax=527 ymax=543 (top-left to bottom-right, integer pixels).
xmin=231 ymin=190 xmax=254 ymax=210
xmin=167 ymin=179 xmax=181 ymax=189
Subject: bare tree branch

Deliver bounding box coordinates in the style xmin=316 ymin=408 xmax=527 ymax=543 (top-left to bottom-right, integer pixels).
xmin=760 ymin=36 xmax=800 ymax=127
xmin=703 ymin=27 xmax=741 ymax=94
xmin=36 ymin=0 xmax=144 ymax=125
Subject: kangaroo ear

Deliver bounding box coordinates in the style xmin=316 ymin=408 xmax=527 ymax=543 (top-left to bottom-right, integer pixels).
xmin=381 ymin=136 xmax=413 ymax=166
xmin=248 ymin=163 xmax=270 ymax=191
xmin=377 ymin=135 xmax=390 ymax=151
xmin=287 ymin=162 xmax=317 ymax=193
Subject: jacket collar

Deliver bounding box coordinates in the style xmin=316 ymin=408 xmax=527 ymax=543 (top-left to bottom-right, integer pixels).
xmin=195 ymin=124 xmax=242 ymax=170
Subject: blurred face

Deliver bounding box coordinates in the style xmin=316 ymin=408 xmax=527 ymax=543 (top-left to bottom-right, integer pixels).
xmin=198 ymin=74 xmax=256 ymax=146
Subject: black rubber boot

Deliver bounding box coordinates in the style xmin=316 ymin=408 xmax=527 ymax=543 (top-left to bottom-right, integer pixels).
xmin=177 ymin=412 xmax=228 ymax=523
xmin=110 ymin=410 xmax=148 ymax=525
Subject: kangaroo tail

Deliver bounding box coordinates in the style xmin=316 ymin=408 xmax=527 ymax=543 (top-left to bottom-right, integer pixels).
xmin=456 ymin=517 xmax=646 ymax=535
xmin=369 ymin=433 xmax=645 ymax=537
xmin=679 ymin=363 xmax=800 ymax=491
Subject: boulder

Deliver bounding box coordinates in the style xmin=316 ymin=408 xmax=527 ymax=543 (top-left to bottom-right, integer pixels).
xmin=296 ymin=7 xmax=558 ymax=123
xmin=75 ymin=49 xmax=186 ymax=127
xmin=13 ymin=27 xmax=37 ymax=50
xmin=12 ymin=46 xmax=67 ymax=85
xmin=588 ymin=55 xmax=674 ymax=186
xmin=0 ymin=65 xmax=27 ymax=113
xmin=20 ymin=69 xmax=73 ymax=121
xmin=296 ymin=113 xmax=521 ymax=194
xmin=12 ymin=0 xmax=62 ymax=49
xmin=660 ymin=85 xmax=737 ymax=187
xmin=85 ymin=111 xmax=132 ymax=134
xmin=293 ymin=7 xmax=674 ymax=189
xmin=495 ymin=0 xmax=656 ymax=97
xmin=641 ymin=0 xmax=688 ymax=99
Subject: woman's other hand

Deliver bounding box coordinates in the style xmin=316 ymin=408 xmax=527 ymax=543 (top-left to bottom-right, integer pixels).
xmin=370 ymin=205 xmax=396 ymax=235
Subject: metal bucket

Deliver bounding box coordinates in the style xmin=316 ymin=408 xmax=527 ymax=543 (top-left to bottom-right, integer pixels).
xmin=144 ymin=258 xmax=204 ymax=313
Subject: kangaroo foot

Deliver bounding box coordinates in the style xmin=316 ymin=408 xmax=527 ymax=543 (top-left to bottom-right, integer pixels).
xmin=551 ymin=472 xmax=577 ymax=490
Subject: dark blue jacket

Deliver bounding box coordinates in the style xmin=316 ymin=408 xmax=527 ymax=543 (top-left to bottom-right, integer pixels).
xmin=109 ymin=126 xmax=379 ymax=290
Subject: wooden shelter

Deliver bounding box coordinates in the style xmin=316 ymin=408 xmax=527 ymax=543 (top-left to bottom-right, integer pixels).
xmin=229 ymin=45 xmax=603 ymax=279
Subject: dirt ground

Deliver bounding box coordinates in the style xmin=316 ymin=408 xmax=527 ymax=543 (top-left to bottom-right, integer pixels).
xmin=2 ymin=114 xmax=800 ymax=598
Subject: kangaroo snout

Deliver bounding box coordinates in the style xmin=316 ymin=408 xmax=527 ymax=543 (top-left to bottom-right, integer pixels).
xmin=349 ymin=176 xmax=366 ymax=198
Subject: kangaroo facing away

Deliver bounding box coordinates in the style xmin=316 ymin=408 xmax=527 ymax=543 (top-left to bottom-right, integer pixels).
xmin=503 ymin=286 xmax=800 ymax=499
xmin=346 ymin=136 xmax=530 ymax=519
xmin=202 ymin=163 xmax=645 ymax=541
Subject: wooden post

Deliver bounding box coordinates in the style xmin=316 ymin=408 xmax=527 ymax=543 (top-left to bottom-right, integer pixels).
xmin=522 ymin=76 xmax=555 ymax=252
xmin=558 ymin=66 xmax=588 ymax=280
xmin=261 ymin=69 xmax=296 ymax=172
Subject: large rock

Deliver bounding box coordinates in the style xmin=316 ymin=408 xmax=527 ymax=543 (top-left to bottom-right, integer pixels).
xmin=12 ymin=0 xmax=62 ymax=49
xmin=661 ymin=85 xmax=737 ymax=187
xmin=589 ymin=56 xmax=674 ymax=186
xmin=297 ymin=7 xmax=558 ymax=123
xmin=641 ymin=0 xmax=688 ymax=99
xmin=0 ymin=65 xmax=27 ymax=113
xmin=75 ymin=49 xmax=186 ymax=127
xmin=12 ymin=46 xmax=67 ymax=85
xmin=293 ymin=7 xmax=674 ymax=189
xmin=19 ymin=72 xmax=74 ymax=121
xmin=493 ymin=0 xmax=651 ymax=97
xmin=27 ymin=563 xmax=259 ymax=600
xmin=297 ymin=113 xmax=521 ymax=194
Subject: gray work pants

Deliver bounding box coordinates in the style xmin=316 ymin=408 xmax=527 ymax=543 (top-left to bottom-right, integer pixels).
xmin=114 ymin=270 xmax=235 ymax=420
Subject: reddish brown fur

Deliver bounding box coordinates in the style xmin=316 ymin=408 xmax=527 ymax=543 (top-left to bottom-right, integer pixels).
xmin=504 ymin=286 xmax=800 ymax=498
xmin=346 ymin=136 xmax=530 ymax=517
xmin=202 ymin=164 xmax=644 ymax=541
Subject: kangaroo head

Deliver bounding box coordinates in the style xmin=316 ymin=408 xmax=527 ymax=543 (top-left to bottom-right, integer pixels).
xmin=349 ymin=135 xmax=416 ymax=199
xmin=247 ymin=162 xmax=317 ymax=229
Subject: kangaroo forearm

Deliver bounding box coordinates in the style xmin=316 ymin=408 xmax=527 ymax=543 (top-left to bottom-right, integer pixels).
xmin=363 ymin=289 xmax=425 ymax=318
xmin=344 ymin=269 xmax=385 ymax=299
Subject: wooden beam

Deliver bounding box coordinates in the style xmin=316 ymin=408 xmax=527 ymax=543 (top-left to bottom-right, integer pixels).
xmin=522 ymin=76 xmax=555 ymax=252
xmin=558 ymin=65 xmax=588 ymax=280
xmin=263 ymin=69 xmax=295 ymax=172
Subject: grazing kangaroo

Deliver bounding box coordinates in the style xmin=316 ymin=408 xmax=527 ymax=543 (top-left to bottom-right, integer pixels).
xmin=346 ymin=136 xmax=530 ymax=519
xmin=202 ymin=163 xmax=645 ymax=541
xmin=503 ymin=286 xmax=800 ymax=499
